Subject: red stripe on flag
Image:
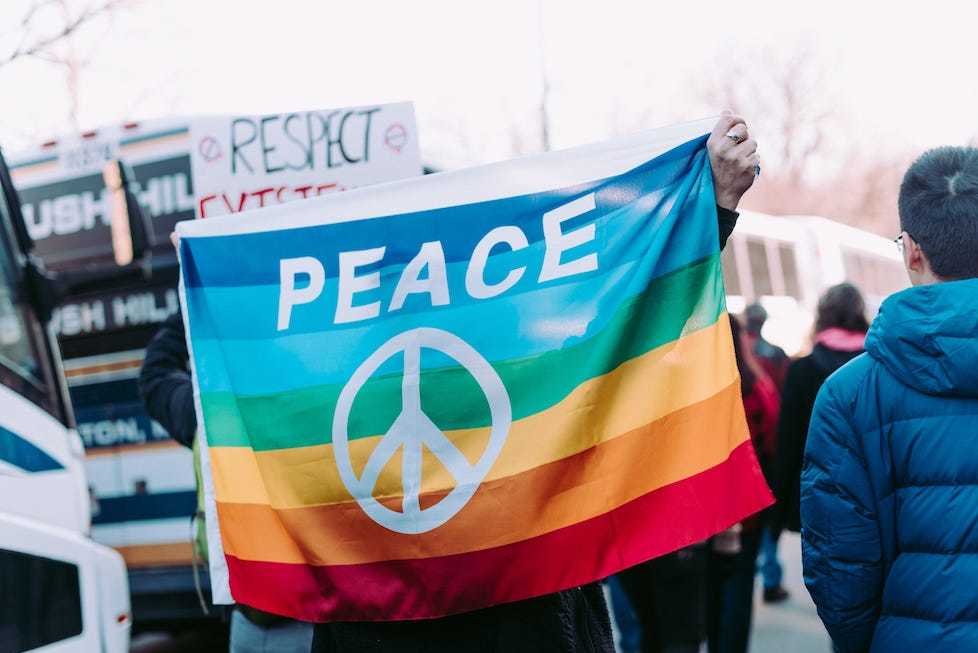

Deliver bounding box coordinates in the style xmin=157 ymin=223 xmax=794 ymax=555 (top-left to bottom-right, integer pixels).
xmin=224 ymin=439 xmax=772 ymax=622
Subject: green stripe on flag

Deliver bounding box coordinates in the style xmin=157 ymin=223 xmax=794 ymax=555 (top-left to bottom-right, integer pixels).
xmin=201 ymin=255 xmax=725 ymax=451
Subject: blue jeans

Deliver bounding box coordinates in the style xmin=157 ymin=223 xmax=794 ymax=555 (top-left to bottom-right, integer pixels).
xmin=758 ymin=528 xmax=783 ymax=589
xmin=231 ymin=609 xmax=314 ymax=653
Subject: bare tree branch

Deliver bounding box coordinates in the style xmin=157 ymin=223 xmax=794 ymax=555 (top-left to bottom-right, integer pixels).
xmin=19 ymin=0 xmax=61 ymax=28
xmin=695 ymin=39 xmax=914 ymax=234
xmin=0 ymin=0 xmax=128 ymax=68
xmin=699 ymin=40 xmax=841 ymax=189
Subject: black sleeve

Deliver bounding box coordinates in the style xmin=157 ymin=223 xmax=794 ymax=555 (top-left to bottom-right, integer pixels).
xmin=138 ymin=311 xmax=197 ymax=448
xmin=717 ymin=205 xmax=739 ymax=251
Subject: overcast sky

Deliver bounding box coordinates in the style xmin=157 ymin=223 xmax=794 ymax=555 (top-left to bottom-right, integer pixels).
xmin=2 ymin=0 xmax=977 ymax=170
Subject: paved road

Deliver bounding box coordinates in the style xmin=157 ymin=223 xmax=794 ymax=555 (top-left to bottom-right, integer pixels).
xmin=751 ymin=532 xmax=830 ymax=653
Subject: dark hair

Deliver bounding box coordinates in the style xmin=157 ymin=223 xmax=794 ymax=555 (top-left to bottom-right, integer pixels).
xmin=815 ymin=283 xmax=869 ymax=334
xmin=744 ymin=302 xmax=767 ymax=335
xmin=898 ymin=146 xmax=978 ymax=279
xmin=730 ymin=313 xmax=765 ymax=396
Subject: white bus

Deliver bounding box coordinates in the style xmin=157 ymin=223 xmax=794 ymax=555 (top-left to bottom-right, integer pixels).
xmin=6 ymin=120 xmax=205 ymax=626
xmin=0 ymin=148 xmax=130 ymax=652
xmin=723 ymin=210 xmax=909 ymax=355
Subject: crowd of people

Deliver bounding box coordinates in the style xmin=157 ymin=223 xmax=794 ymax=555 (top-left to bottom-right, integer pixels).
xmin=607 ymin=284 xmax=872 ymax=653
xmin=137 ymin=113 xmax=978 ymax=653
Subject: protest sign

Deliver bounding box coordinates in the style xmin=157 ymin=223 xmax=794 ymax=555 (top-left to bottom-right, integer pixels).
xmin=177 ymin=118 xmax=773 ymax=621
xmin=190 ymin=102 xmax=421 ymax=218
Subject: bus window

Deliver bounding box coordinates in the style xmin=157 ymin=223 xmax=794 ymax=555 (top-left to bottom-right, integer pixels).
xmin=881 ymin=260 xmax=909 ymax=296
xmin=867 ymin=255 xmax=909 ymax=297
xmin=778 ymin=243 xmax=802 ymax=299
xmin=746 ymin=238 xmax=773 ymax=297
xmin=0 ymin=548 xmax=83 ymax=652
xmin=842 ymin=249 xmax=908 ymax=301
xmin=721 ymin=245 xmax=740 ymax=295
xmin=842 ymin=250 xmax=867 ymax=290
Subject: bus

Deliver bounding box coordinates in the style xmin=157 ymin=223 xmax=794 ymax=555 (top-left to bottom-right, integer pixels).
xmin=0 ymin=147 xmax=130 ymax=652
xmin=723 ymin=210 xmax=909 ymax=354
xmin=7 ymin=120 xmax=200 ymax=627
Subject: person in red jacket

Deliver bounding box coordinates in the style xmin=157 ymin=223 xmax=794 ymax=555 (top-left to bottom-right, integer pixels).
xmin=743 ymin=303 xmax=789 ymax=392
xmin=706 ymin=314 xmax=780 ymax=653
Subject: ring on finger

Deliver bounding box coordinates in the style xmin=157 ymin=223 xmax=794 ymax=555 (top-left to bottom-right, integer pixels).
xmin=726 ymin=132 xmax=745 ymax=145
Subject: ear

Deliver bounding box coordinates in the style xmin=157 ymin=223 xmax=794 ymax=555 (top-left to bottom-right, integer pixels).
xmin=905 ymin=234 xmax=934 ymax=277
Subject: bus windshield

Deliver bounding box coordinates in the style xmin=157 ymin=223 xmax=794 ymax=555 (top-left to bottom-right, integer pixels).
xmin=0 ymin=270 xmax=41 ymax=384
xmin=0 ymin=209 xmax=58 ymax=417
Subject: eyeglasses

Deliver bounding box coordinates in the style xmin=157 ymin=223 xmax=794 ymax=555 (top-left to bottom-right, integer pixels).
xmin=893 ymin=232 xmax=906 ymax=256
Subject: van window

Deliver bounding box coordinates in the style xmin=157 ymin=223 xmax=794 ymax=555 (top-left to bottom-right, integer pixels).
xmin=778 ymin=243 xmax=802 ymax=299
xmin=0 ymin=548 xmax=83 ymax=652
xmin=746 ymin=238 xmax=772 ymax=296
xmin=842 ymin=249 xmax=908 ymax=300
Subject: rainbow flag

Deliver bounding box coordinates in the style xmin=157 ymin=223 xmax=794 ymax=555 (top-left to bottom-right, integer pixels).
xmin=178 ymin=119 xmax=773 ymax=622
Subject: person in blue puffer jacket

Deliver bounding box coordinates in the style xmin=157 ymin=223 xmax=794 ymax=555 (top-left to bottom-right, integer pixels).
xmin=801 ymin=145 xmax=978 ymax=653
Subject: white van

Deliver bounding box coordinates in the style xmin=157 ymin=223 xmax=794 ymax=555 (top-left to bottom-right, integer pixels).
xmin=1 ymin=514 xmax=129 ymax=652
xmin=723 ymin=210 xmax=908 ymax=354
xmin=0 ymin=147 xmax=131 ymax=652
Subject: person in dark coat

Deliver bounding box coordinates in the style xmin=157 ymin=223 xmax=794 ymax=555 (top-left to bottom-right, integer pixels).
xmin=140 ymin=311 xmax=197 ymax=449
xmin=773 ymin=283 xmax=868 ymax=535
xmin=141 ymin=113 xmax=761 ymax=653
xmin=801 ymin=146 xmax=978 ymax=653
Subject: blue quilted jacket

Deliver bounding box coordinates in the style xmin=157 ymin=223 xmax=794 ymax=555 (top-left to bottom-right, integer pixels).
xmin=801 ymin=279 xmax=978 ymax=653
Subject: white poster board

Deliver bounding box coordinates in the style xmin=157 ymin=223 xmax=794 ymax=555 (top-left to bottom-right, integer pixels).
xmin=190 ymin=102 xmax=421 ymax=218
